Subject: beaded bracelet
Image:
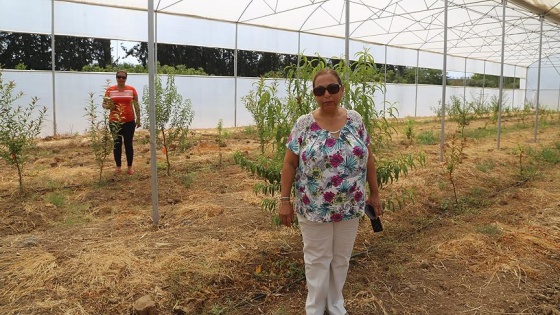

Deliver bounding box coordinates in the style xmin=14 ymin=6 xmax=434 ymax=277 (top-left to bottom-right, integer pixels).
xmin=279 ymin=196 xmax=291 ymax=201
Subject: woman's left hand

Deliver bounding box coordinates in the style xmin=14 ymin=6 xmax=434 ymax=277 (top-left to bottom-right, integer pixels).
xmin=367 ymin=195 xmax=383 ymax=217
xmin=278 ymin=202 xmax=295 ymax=227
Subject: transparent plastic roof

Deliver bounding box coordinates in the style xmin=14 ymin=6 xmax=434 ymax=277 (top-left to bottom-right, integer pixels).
xmin=60 ymin=0 xmax=560 ymax=67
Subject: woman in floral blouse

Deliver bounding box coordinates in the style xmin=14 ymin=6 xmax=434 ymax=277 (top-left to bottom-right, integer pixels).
xmin=279 ymin=68 xmax=382 ymax=315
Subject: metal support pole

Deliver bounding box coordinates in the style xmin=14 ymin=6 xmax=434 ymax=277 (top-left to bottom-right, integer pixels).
xmin=497 ymin=0 xmax=506 ymax=149
xmin=439 ymin=0 xmax=448 ymax=162
xmin=415 ymin=50 xmax=419 ymax=117
xmin=524 ymin=66 xmax=529 ymax=109
xmin=345 ymin=0 xmax=350 ymax=63
xmin=482 ymin=61 xmax=486 ymax=101
xmin=234 ymin=23 xmax=238 ymax=127
xmin=155 ymin=12 xmax=158 ymax=71
xmin=384 ymin=45 xmax=387 ymax=113
xmin=557 ymin=82 xmax=560 ymax=111
xmin=297 ymin=32 xmax=301 ymax=68
xmin=534 ymin=16 xmax=544 ymax=143
xmin=344 ymin=0 xmax=350 ymax=106
xmin=512 ymin=66 xmax=517 ymax=109
xmin=296 ymin=32 xmax=302 ymax=98
xmin=51 ymin=0 xmax=57 ymax=136
xmin=148 ymin=0 xmax=159 ymax=226
xmin=463 ymin=58 xmax=467 ymax=107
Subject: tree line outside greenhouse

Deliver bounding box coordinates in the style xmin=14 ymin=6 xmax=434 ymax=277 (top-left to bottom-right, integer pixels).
xmin=0 ymin=32 xmax=520 ymax=89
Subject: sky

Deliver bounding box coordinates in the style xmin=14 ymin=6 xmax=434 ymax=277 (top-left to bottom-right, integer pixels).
xmin=111 ymin=40 xmax=139 ymax=64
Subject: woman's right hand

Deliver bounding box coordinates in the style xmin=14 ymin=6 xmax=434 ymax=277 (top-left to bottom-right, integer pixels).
xmin=103 ymin=101 xmax=116 ymax=110
xmin=278 ymin=202 xmax=295 ymax=227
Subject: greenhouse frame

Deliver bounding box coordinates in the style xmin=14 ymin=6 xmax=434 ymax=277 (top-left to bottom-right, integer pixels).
xmin=1 ymin=0 xmax=559 ymax=136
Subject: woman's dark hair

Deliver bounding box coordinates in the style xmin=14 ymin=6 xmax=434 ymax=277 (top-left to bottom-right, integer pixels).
xmin=312 ymin=69 xmax=342 ymax=87
xmin=116 ymin=70 xmax=128 ymax=77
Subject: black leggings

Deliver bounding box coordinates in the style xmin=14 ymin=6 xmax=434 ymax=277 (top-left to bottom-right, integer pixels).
xmin=110 ymin=121 xmax=136 ymax=168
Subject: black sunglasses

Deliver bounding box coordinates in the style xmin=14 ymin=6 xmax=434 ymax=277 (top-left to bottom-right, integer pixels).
xmin=116 ymin=75 xmax=127 ymax=79
xmin=313 ymin=83 xmax=341 ymax=96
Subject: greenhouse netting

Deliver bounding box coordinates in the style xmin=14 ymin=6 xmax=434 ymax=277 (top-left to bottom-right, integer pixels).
xmin=3 ymin=0 xmax=559 ymax=137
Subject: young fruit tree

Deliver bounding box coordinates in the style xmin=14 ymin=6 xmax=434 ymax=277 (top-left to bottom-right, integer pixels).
xmin=236 ymin=51 xmax=425 ymax=223
xmin=142 ymin=74 xmax=194 ymax=176
xmin=84 ymin=87 xmax=114 ymax=182
xmin=0 ymin=71 xmax=47 ymax=192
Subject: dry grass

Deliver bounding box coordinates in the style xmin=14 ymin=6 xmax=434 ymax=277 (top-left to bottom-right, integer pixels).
xmin=1 ymin=116 xmax=559 ymax=315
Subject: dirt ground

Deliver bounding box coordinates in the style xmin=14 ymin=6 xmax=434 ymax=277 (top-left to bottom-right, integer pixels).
xmin=0 ymin=115 xmax=559 ymax=315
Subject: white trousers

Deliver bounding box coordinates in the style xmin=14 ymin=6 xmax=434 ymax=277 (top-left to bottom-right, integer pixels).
xmin=298 ymin=214 xmax=360 ymax=315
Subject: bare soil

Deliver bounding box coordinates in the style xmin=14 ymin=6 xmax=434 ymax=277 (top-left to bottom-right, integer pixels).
xmin=1 ymin=116 xmax=559 ymax=315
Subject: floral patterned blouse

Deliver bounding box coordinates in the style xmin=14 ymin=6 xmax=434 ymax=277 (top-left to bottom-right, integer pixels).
xmin=286 ymin=109 xmax=371 ymax=223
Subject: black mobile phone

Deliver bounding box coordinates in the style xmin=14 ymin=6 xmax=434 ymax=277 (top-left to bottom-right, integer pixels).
xmin=365 ymin=204 xmax=383 ymax=232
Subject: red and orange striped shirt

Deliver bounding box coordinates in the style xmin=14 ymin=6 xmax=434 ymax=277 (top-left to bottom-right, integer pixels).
xmin=105 ymin=85 xmax=138 ymax=123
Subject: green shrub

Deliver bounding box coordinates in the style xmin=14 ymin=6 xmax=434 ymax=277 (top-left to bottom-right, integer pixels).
xmin=142 ymin=74 xmax=195 ymax=175
xmin=417 ymin=130 xmax=438 ymax=145
xmin=0 ymin=70 xmax=47 ymax=192
xmin=405 ymin=119 xmax=415 ymax=141
xmin=84 ymin=85 xmax=114 ymax=182
xmin=46 ymin=192 xmax=66 ymax=207
xmin=475 ymin=159 xmax=495 ymax=173
xmin=476 ymin=223 xmax=502 ymax=236
xmin=536 ymin=147 xmax=560 ymax=164
xmin=236 ymin=50 xmax=424 ymax=224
